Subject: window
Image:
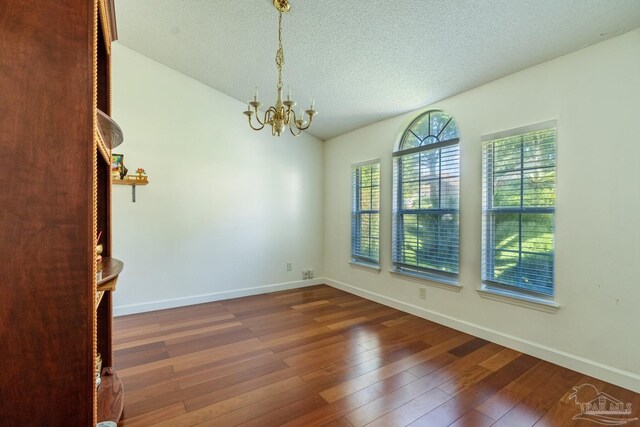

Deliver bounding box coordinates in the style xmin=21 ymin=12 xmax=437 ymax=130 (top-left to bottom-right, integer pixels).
xmin=352 ymin=160 xmax=380 ymax=266
xmin=392 ymin=110 xmax=460 ymax=281
xmin=482 ymin=122 xmax=556 ymax=298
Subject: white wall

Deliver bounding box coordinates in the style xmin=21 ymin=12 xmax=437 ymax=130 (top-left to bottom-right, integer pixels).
xmin=323 ymin=29 xmax=640 ymax=392
xmin=111 ymin=44 xmax=324 ymax=315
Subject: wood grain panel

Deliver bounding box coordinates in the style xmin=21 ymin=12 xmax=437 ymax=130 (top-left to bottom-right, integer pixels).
xmin=0 ymin=0 xmax=96 ymax=424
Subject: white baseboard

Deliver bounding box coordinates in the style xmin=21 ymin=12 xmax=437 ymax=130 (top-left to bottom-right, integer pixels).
xmin=324 ymin=278 xmax=640 ymax=393
xmin=113 ymin=278 xmax=325 ymax=316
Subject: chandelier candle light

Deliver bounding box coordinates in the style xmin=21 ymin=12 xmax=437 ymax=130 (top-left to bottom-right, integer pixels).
xmin=244 ymin=0 xmax=317 ymax=137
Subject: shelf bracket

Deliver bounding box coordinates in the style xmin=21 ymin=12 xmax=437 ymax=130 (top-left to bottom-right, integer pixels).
xmin=112 ymin=178 xmax=148 ymax=202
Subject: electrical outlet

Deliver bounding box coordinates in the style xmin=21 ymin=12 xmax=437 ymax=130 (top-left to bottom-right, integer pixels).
xmin=308 ymin=269 xmax=314 ymax=279
xmin=286 ymin=262 xmax=292 ymax=272
xmin=302 ymin=270 xmax=310 ymax=280
xmin=419 ymin=288 xmax=426 ymax=300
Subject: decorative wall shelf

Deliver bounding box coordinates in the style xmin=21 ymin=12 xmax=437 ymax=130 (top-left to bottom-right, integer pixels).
xmin=97 ymin=109 xmax=124 ymax=150
xmin=113 ymin=177 xmax=148 ymax=202
xmin=97 ymin=257 xmax=124 ymax=292
xmin=95 ymin=257 xmax=123 ymax=311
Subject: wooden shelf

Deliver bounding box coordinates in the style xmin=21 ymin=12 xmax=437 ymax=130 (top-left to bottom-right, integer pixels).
xmin=97 ymin=367 xmax=124 ymax=423
xmin=97 ymin=257 xmax=123 ymax=292
xmin=113 ymin=177 xmax=149 ymax=202
xmin=112 ymin=177 xmax=148 ymax=186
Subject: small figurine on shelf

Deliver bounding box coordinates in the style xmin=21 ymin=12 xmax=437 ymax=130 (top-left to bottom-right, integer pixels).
xmin=134 ymin=167 xmax=148 ymax=183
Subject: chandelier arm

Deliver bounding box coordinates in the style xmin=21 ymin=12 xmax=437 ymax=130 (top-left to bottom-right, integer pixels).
xmin=253 ymin=111 xmax=265 ymax=126
xmin=289 ymin=123 xmax=303 ymax=137
xmin=296 ymin=115 xmax=314 ymax=131
xmin=248 ymin=116 xmax=266 ymax=131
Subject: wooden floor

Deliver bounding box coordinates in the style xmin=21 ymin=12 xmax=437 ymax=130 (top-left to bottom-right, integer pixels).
xmin=114 ymin=285 xmax=639 ymax=426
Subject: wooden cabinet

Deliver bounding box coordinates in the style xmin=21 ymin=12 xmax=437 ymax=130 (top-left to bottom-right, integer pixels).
xmin=0 ymin=0 xmax=122 ymax=425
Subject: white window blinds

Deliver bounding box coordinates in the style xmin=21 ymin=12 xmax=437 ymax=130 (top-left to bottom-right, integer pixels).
xmin=482 ymin=123 xmax=556 ymax=296
xmin=393 ymin=111 xmax=460 ymax=278
xmin=352 ymin=161 xmax=380 ymax=265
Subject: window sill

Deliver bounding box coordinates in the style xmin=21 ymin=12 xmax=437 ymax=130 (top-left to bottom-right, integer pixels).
xmin=389 ymin=268 xmax=461 ymax=292
xmin=476 ymin=285 xmax=559 ymax=313
xmin=349 ymin=261 xmax=381 ymax=273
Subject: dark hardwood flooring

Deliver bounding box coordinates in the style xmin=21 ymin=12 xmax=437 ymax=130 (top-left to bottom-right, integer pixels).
xmin=114 ymin=285 xmax=639 ymax=426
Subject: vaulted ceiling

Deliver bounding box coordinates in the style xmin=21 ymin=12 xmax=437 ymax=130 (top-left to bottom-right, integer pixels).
xmin=115 ymin=0 xmax=640 ymax=140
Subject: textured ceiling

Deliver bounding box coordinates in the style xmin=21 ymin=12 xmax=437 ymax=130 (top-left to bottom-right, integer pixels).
xmin=115 ymin=0 xmax=640 ymax=141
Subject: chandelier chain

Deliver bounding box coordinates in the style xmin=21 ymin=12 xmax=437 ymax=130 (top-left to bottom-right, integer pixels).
xmin=276 ymin=11 xmax=284 ymax=89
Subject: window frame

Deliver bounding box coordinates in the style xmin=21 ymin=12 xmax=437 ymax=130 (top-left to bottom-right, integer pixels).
xmin=481 ymin=120 xmax=557 ymax=301
xmin=392 ymin=110 xmax=461 ymax=284
xmin=351 ymin=159 xmax=381 ymax=267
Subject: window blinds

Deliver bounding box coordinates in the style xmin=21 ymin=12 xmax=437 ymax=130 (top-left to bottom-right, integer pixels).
xmin=352 ymin=161 xmax=380 ymax=264
xmin=392 ymin=142 xmax=460 ymax=275
xmin=482 ymin=125 xmax=556 ymax=296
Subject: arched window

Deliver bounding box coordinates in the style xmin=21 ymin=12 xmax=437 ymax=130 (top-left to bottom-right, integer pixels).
xmin=392 ymin=110 xmax=460 ymax=281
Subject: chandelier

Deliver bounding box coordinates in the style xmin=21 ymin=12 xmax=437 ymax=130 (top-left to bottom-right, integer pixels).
xmin=243 ymin=0 xmax=317 ymax=137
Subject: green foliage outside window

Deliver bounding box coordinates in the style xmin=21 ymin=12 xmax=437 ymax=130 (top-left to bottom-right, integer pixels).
xmin=483 ymin=127 xmax=556 ymax=295
xmin=394 ymin=110 xmax=460 ymax=277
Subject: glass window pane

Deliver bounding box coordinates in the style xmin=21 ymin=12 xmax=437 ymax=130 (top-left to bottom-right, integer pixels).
xmin=523 ymin=169 xmax=555 ymax=207
xmin=416 ymin=214 xmax=438 ymax=270
xmin=523 ymin=132 xmax=555 ymax=169
xmin=402 ymin=132 xmax=421 ymax=149
xmin=419 ymin=180 xmax=439 ymax=209
xmin=360 ymin=213 xmax=370 ymax=243
xmin=371 ymin=185 xmax=380 ymax=209
xmin=409 ymin=114 xmax=431 ymax=141
xmin=521 ymin=213 xmax=553 ymax=254
xmin=361 ymin=166 xmax=372 ymax=186
xmin=441 ymin=176 xmax=459 ymax=209
xmin=438 ymin=213 xmax=459 ymax=273
xmin=400 ymin=110 xmax=460 ymax=151
xmin=420 ymin=150 xmax=439 ymax=180
xmin=402 ymin=153 xmax=420 ymax=181
xmin=493 ymin=139 xmax=522 ymax=172
xmin=371 ymin=164 xmax=380 ymax=186
xmin=361 ymin=188 xmax=372 ymax=210
xmin=430 ymin=112 xmax=451 ymax=140
xmin=352 ymin=161 xmax=380 ymax=264
xmin=441 ymin=119 xmax=459 ymax=142
xmin=400 ymin=214 xmax=418 ymax=265
xmin=441 ymin=145 xmax=459 ymax=175
xmin=494 ymin=213 xmax=520 ymax=252
xmin=519 ymin=253 xmax=554 ymax=294
xmin=492 ymin=249 xmax=520 ymax=286
xmin=493 ymin=171 xmax=521 ymax=207
xmin=402 ymin=181 xmax=419 ymax=209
